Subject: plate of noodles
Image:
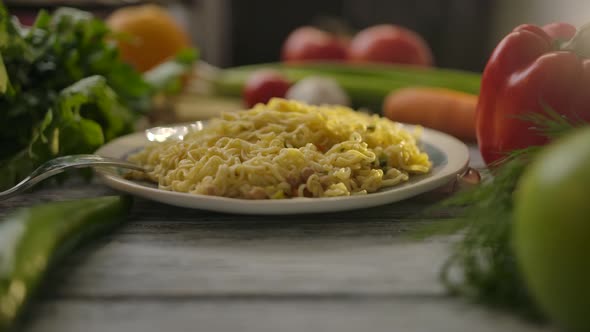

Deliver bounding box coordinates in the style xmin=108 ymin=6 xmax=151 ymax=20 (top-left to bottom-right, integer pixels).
xmin=95 ymin=99 xmax=469 ymax=214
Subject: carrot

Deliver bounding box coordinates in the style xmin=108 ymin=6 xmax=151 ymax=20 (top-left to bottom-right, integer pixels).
xmin=383 ymin=87 xmax=478 ymax=141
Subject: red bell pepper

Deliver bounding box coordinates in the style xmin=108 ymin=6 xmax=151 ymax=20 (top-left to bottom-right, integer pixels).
xmin=476 ymin=23 xmax=590 ymax=165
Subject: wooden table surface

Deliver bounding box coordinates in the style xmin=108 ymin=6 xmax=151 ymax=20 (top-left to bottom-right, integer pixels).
xmin=0 ymin=147 xmax=554 ymax=332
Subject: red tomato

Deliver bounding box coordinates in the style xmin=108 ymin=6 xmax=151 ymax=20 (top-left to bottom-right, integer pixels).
xmin=281 ymin=27 xmax=347 ymax=62
xmin=348 ymin=24 xmax=433 ymax=66
xmin=242 ymin=70 xmax=291 ymax=108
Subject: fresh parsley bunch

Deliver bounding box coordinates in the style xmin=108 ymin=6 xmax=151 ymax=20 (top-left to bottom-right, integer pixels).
xmin=0 ymin=5 xmax=195 ymax=190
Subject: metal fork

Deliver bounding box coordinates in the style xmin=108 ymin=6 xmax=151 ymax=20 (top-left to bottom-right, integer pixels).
xmin=0 ymin=154 xmax=145 ymax=201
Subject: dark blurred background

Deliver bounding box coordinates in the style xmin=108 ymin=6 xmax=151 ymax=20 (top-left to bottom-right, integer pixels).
xmin=6 ymin=0 xmax=590 ymax=72
xmin=229 ymin=0 xmax=492 ymax=71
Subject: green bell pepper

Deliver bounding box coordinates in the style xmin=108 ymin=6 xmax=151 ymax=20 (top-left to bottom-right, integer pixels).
xmin=0 ymin=195 xmax=132 ymax=331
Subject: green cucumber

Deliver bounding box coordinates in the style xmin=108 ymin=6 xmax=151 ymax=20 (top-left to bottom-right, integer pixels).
xmin=212 ymin=62 xmax=481 ymax=111
xmin=0 ymin=196 xmax=132 ymax=331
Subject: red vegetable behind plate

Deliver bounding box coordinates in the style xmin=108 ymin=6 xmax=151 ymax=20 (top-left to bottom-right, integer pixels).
xmin=242 ymin=70 xmax=291 ymax=107
xmin=476 ymin=22 xmax=590 ymax=165
xmin=347 ymin=24 xmax=433 ymax=66
xmin=281 ymin=26 xmax=348 ymax=62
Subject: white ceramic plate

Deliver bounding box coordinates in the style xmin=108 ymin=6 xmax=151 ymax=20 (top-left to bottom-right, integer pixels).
xmin=95 ymin=123 xmax=469 ymax=215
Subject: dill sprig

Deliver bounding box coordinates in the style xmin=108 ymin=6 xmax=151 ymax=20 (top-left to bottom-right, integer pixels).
xmin=428 ymin=108 xmax=582 ymax=319
xmin=440 ymin=156 xmax=540 ymax=318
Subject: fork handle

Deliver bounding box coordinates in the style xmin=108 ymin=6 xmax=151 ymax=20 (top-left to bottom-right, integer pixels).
xmin=0 ymin=154 xmax=144 ymax=201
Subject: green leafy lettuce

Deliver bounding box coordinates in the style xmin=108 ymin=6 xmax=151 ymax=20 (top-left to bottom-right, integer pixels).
xmin=0 ymin=4 xmax=197 ymax=190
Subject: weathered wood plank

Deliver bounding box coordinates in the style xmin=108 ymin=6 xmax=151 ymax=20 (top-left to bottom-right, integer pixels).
xmin=46 ymin=232 xmax=453 ymax=297
xmin=23 ymin=297 xmax=553 ymax=332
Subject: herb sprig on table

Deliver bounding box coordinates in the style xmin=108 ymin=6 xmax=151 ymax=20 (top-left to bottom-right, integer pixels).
xmin=418 ymin=109 xmax=581 ymax=319
xmin=0 ymin=5 xmax=196 ymax=190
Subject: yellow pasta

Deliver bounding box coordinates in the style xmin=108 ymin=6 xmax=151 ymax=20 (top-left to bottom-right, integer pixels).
xmin=128 ymin=98 xmax=431 ymax=199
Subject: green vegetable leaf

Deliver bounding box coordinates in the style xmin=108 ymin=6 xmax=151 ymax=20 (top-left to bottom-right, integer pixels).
xmin=50 ymin=7 xmax=93 ymax=24
xmin=56 ymin=75 xmax=131 ymax=141
xmin=143 ymin=47 xmax=198 ymax=94
xmin=439 ymin=157 xmax=542 ymax=319
xmin=0 ymin=75 xmax=130 ymax=190
xmin=519 ymin=103 xmax=582 ymax=140
xmin=0 ymin=3 xmax=197 ymax=190
xmin=408 ymin=107 xmax=582 ymax=320
xmin=0 ymin=5 xmax=144 ymax=189
xmin=0 ymin=52 xmax=7 ymax=94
